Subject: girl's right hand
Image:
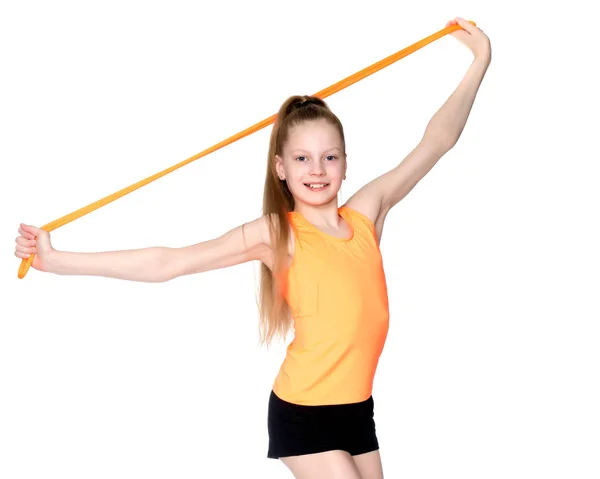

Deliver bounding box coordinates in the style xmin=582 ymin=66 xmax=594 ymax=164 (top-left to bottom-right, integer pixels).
xmin=15 ymin=224 xmax=54 ymax=272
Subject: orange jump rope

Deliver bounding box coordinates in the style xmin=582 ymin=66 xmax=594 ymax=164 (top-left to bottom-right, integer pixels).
xmin=18 ymin=21 xmax=475 ymax=279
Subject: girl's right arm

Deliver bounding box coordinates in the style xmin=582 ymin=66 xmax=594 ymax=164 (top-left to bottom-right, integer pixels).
xmin=162 ymin=215 xmax=273 ymax=281
xmin=15 ymin=216 xmax=274 ymax=283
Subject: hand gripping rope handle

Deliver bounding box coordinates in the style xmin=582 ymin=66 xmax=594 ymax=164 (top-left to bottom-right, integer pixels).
xmin=18 ymin=21 xmax=475 ymax=279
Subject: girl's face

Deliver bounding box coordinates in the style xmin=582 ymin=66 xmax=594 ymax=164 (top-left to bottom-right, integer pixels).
xmin=275 ymin=119 xmax=347 ymax=208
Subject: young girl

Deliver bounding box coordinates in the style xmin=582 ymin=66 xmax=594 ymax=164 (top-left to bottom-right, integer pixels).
xmin=14 ymin=18 xmax=490 ymax=479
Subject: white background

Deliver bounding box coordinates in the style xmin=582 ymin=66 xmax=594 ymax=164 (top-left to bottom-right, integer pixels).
xmin=1 ymin=1 xmax=598 ymax=478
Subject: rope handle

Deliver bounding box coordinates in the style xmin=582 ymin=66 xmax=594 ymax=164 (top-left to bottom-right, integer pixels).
xmin=18 ymin=21 xmax=475 ymax=279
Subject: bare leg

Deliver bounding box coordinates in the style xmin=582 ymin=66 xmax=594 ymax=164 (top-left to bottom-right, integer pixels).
xmin=281 ymin=449 xmax=362 ymax=479
xmin=352 ymin=450 xmax=384 ymax=479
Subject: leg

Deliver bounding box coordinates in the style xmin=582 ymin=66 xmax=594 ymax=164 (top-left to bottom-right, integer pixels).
xmin=281 ymin=449 xmax=362 ymax=479
xmin=352 ymin=450 xmax=384 ymax=479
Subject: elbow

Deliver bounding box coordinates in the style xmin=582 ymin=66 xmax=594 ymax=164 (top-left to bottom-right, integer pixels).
xmin=424 ymin=127 xmax=457 ymax=152
xmin=443 ymin=134 xmax=459 ymax=150
xmin=156 ymin=247 xmax=178 ymax=282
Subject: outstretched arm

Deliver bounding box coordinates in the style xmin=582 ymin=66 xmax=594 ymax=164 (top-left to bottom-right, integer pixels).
xmin=346 ymin=18 xmax=491 ymax=238
xmin=31 ymin=215 xmax=273 ymax=282
xmin=163 ymin=215 xmax=272 ymax=281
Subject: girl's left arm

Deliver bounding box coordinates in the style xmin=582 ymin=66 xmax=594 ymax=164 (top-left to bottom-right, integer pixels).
xmin=346 ymin=18 xmax=491 ymax=240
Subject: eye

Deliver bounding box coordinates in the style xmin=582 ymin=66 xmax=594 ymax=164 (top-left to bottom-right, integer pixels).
xmin=325 ymin=155 xmax=336 ymax=161
xmin=295 ymin=156 xmax=307 ymax=162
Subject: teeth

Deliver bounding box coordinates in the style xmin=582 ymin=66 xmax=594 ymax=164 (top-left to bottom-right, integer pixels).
xmin=307 ymin=184 xmax=327 ymax=189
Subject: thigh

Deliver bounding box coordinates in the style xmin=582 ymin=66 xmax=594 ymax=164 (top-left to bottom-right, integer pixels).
xmin=352 ymin=450 xmax=384 ymax=479
xmin=281 ymin=449 xmax=362 ymax=479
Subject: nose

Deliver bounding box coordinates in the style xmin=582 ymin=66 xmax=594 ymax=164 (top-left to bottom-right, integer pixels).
xmin=309 ymin=160 xmax=326 ymax=176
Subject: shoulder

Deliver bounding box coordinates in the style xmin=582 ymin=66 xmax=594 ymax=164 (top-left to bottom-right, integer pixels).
xmin=240 ymin=213 xmax=278 ymax=248
xmin=242 ymin=213 xmax=295 ymax=270
xmin=340 ymin=203 xmax=384 ymax=244
xmin=342 ymin=199 xmax=378 ymax=224
xmin=340 ymin=204 xmax=376 ymax=232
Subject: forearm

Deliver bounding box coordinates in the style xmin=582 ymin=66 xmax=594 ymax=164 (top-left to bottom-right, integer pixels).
xmin=46 ymin=246 xmax=168 ymax=282
xmin=425 ymin=56 xmax=490 ymax=145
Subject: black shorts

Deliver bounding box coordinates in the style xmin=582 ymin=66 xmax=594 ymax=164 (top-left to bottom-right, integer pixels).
xmin=267 ymin=390 xmax=379 ymax=459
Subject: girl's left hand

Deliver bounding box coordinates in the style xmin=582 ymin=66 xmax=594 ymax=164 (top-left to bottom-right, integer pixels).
xmin=446 ymin=17 xmax=491 ymax=62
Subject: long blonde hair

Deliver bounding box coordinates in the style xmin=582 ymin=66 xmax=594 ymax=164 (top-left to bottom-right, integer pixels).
xmin=259 ymin=95 xmax=346 ymax=346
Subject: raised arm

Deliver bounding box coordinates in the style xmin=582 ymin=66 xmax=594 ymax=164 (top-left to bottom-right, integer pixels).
xmin=345 ymin=18 xmax=491 ymax=240
xmin=15 ymin=215 xmax=273 ymax=283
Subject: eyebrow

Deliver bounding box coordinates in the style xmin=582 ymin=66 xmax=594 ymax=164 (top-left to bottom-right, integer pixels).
xmin=290 ymin=147 xmax=341 ymax=155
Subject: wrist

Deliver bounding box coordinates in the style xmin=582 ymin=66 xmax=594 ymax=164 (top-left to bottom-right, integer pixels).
xmin=44 ymin=249 xmax=62 ymax=274
xmin=473 ymin=52 xmax=491 ymax=68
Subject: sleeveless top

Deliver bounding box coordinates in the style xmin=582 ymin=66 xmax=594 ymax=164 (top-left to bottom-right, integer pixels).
xmin=272 ymin=205 xmax=390 ymax=406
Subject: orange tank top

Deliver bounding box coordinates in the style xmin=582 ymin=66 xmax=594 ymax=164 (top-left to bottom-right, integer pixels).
xmin=272 ymin=205 xmax=390 ymax=406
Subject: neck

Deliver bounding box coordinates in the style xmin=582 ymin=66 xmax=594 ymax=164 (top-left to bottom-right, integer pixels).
xmin=294 ymin=199 xmax=342 ymax=228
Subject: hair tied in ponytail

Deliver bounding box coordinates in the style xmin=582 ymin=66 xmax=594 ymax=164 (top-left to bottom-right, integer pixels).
xmin=288 ymin=97 xmax=321 ymax=114
xmin=299 ymin=99 xmax=318 ymax=107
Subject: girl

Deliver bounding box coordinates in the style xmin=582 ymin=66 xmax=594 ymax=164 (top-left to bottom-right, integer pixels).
xmin=14 ymin=18 xmax=490 ymax=479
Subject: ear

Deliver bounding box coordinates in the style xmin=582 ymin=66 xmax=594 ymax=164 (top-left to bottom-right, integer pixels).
xmin=343 ymin=155 xmax=347 ymax=180
xmin=275 ymin=154 xmax=285 ymax=180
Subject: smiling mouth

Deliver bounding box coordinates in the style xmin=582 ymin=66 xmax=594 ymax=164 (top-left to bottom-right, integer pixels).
xmin=304 ymin=183 xmax=330 ymax=190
